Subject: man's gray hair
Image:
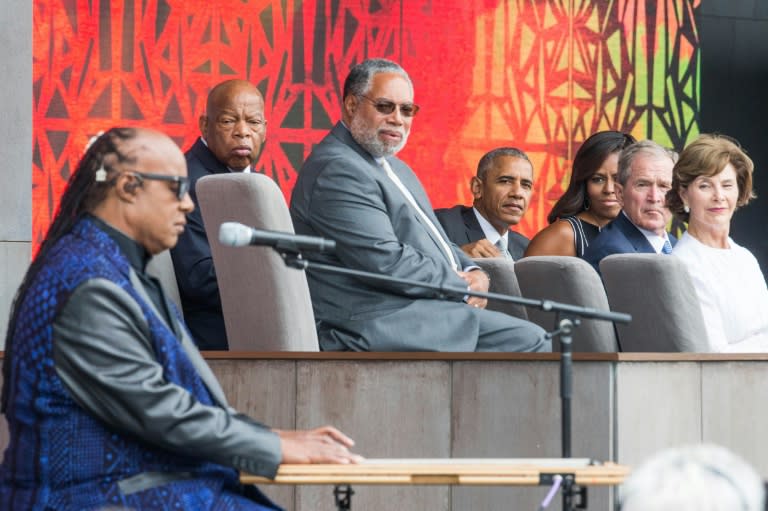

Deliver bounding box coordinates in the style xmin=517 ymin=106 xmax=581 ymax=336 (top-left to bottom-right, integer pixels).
xmin=476 ymin=147 xmax=531 ymax=180
xmin=620 ymin=444 xmax=765 ymax=511
xmin=342 ymin=58 xmax=412 ymax=99
xmin=617 ymin=140 xmax=676 ymax=185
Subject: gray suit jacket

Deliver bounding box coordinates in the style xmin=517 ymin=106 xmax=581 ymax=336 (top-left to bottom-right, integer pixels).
xmin=290 ymin=123 xmax=484 ymax=351
xmin=434 ymin=205 xmax=529 ymax=260
xmin=53 ymin=270 xmax=281 ymax=480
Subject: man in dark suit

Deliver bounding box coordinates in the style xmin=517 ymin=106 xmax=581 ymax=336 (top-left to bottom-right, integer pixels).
xmin=435 ymin=147 xmax=532 ymax=260
xmin=290 ymin=58 xmax=549 ymax=353
xmin=171 ymin=79 xmax=267 ymax=349
xmin=583 ymin=140 xmax=677 ymax=272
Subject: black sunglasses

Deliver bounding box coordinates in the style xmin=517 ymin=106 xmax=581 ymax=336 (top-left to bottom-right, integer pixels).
xmin=358 ymin=95 xmax=420 ymax=117
xmin=128 ymin=171 xmax=190 ymax=200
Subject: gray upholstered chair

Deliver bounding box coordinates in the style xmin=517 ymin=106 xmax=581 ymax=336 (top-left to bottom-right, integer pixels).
xmin=195 ymin=173 xmax=319 ymax=351
xmin=600 ymin=253 xmax=709 ymax=352
xmin=514 ymin=256 xmax=619 ymax=352
xmin=471 ymin=257 xmax=528 ymax=320
xmin=146 ymin=249 xmax=183 ymax=313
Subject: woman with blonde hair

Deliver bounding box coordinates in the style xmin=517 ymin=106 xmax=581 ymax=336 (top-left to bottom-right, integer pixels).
xmin=668 ymin=133 xmax=768 ymax=352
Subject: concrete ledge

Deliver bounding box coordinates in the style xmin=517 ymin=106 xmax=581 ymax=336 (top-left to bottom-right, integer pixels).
xmin=1 ymin=353 xmax=767 ymax=510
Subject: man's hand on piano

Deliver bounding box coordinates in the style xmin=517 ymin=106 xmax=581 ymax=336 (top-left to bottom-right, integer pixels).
xmin=275 ymin=426 xmax=365 ymax=465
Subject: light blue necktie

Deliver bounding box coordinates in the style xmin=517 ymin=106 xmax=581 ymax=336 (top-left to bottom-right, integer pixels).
xmin=495 ymin=237 xmax=512 ymax=259
xmin=661 ymin=239 xmax=673 ymax=255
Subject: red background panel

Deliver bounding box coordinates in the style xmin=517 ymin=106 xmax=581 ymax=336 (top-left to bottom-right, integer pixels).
xmin=32 ymin=0 xmax=700 ymax=249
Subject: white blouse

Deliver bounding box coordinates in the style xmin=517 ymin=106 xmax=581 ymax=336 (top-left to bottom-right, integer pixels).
xmin=673 ymin=231 xmax=768 ymax=352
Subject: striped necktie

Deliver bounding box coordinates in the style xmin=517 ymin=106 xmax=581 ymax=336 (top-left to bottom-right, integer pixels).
xmin=379 ymin=158 xmax=458 ymax=270
xmin=661 ymin=239 xmax=673 ymax=255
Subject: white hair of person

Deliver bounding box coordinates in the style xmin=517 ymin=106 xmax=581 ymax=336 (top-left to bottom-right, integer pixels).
xmin=620 ymin=444 xmax=765 ymax=511
xmin=616 ymin=139 xmax=676 ymax=186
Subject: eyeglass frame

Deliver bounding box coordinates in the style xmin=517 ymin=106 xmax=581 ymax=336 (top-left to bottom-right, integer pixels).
xmin=357 ymin=95 xmax=420 ymax=117
xmin=126 ymin=171 xmax=190 ymax=200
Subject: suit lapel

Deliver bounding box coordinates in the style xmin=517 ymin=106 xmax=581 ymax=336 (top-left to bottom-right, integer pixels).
xmin=462 ymin=206 xmax=518 ymax=256
xmin=129 ymin=269 xmax=230 ymax=408
xmin=616 ymin=214 xmax=656 ymax=253
xmin=331 ymin=123 xmax=458 ymax=266
xmin=190 ymin=138 xmax=231 ymax=175
xmin=385 ymin=157 xmax=459 ymax=264
xmin=461 ymin=207 xmax=485 ymax=243
xmin=129 ymin=269 xmax=179 ymax=337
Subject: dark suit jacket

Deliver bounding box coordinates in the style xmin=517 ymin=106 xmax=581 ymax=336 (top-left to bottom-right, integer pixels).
xmin=290 ymin=123 xmax=488 ymax=351
xmin=583 ymin=212 xmax=677 ymax=273
xmin=170 ymin=139 xmax=230 ymax=350
xmin=434 ymin=205 xmax=529 ymax=260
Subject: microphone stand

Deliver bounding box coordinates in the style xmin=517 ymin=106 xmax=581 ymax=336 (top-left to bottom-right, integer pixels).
xmin=274 ymin=249 xmax=630 ymax=511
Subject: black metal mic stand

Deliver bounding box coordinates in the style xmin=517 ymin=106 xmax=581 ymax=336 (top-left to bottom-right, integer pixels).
xmin=273 ymin=249 xmax=630 ymax=511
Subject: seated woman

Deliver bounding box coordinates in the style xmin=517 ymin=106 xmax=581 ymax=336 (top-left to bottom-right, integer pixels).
xmin=667 ymin=134 xmax=768 ymax=352
xmin=524 ymin=131 xmax=636 ymax=257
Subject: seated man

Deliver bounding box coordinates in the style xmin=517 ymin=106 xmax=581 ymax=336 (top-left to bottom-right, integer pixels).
xmin=0 ymin=127 xmax=360 ymax=510
xmin=171 ymin=79 xmax=267 ymax=350
xmin=290 ymin=58 xmax=549 ymax=353
xmin=435 ymin=147 xmax=533 ymax=260
xmin=583 ymin=140 xmax=677 ymax=272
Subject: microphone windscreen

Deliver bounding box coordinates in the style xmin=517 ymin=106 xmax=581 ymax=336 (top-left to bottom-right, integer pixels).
xmin=219 ymin=222 xmax=252 ymax=247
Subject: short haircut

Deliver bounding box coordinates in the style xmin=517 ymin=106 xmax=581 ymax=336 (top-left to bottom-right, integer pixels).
xmin=342 ymin=58 xmax=412 ymax=100
xmin=617 ymin=140 xmax=676 ymax=186
xmin=204 ymin=79 xmax=262 ymax=118
xmin=620 ymin=444 xmax=765 ymax=511
xmin=476 ymin=147 xmax=531 ymax=180
xmin=666 ymin=133 xmax=755 ymax=222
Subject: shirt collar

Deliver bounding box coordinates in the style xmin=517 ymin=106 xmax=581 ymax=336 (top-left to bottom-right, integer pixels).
xmin=472 ymin=207 xmax=507 ymax=245
xmin=622 ymin=211 xmax=669 ymax=253
xmin=200 ymin=136 xmax=251 ymax=173
xmin=89 ymin=215 xmax=151 ymax=272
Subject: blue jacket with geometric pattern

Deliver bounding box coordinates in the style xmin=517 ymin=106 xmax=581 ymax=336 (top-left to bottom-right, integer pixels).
xmin=0 ymin=217 xmax=275 ymax=510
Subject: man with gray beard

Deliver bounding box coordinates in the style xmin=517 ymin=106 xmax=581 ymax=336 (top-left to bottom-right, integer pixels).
xmin=290 ymin=58 xmax=549 ymax=353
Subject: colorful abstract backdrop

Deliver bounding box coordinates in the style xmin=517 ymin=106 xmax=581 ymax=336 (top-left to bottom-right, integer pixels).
xmin=33 ymin=0 xmax=701 ymax=248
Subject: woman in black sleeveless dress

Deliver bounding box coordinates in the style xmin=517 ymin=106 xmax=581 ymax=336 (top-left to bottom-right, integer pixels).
xmin=525 ymin=131 xmax=636 ymax=257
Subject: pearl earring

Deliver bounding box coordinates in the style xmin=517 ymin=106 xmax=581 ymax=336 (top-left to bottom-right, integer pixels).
xmin=683 ymin=204 xmax=690 ymax=213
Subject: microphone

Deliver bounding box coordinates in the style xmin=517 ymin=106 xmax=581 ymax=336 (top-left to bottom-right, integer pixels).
xmin=218 ymin=222 xmax=336 ymax=253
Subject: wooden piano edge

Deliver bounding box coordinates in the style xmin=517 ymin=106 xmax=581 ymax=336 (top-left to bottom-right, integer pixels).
xmin=241 ymin=462 xmax=630 ymax=486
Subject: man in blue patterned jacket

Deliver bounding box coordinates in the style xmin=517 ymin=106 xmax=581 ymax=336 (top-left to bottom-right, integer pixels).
xmin=0 ymin=127 xmax=360 ymax=510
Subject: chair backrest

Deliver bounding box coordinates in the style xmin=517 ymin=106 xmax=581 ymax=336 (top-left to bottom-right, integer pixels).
xmin=600 ymin=254 xmax=709 ymax=352
xmin=196 ymin=173 xmax=319 ymax=351
xmin=146 ymin=249 xmax=183 ymax=313
xmin=471 ymin=257 xmax=528 ymax=320
xmin=515 ymin=256 xmax=619 ymax=352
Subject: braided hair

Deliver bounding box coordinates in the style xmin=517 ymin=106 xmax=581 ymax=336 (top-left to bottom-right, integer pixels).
xmin=2 ymin=127 xmax=139 ymax=411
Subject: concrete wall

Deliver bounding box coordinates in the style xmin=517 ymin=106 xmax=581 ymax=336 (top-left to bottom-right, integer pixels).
xmin=615 ymin=360 xmax=768 ymax=474
xmin=205 ymin=355 xmax=768 ymax=511
xmin=0 ymin=3 xmax=33 ymax=348
xmin=206 ymin=356 xmax=617 ymax=511
xmin=2 ymin=354 xmax=768 ymax=510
